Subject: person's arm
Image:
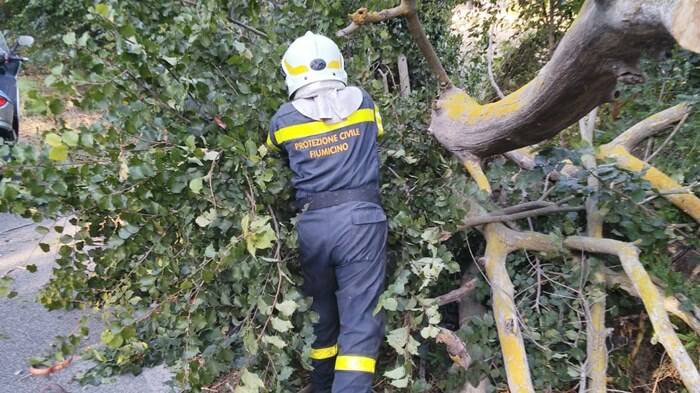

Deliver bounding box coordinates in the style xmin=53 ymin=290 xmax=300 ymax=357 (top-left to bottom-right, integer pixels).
xmin=267 ymin=121 xmax=281 ymax=152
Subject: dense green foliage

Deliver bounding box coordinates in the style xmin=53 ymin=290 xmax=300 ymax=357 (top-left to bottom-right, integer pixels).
xmin=1 ymin=1 xmax=698 ymax=392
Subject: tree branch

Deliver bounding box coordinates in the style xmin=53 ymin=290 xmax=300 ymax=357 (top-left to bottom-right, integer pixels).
xmin=433 ymin=277 xmax=478 ymax=306
xmin=337 ymin=0 xmax=452 ymax=88
xmin=606 ymin=103 xmax=690 ymax=151
xmin=564 ymin=237 xmax=700 ymax=392
xmin=579 ymin=110 xmax=608 ymax=393
xmin=463 ymin=205 xmax=583 ymax=228
xmin=597 ymin=144 xmax=700 ymax=223
xmin=645 ymin=112 xmax=689 ymax=162
xmin=603 ymin=267 xmax=700 ymax=336
xmin=429 ymin=0 xmax=696 ymax=160
xmin=436 ymin=328 xmax=473 ymax=370
xmin=487 ymin=28 xmax=505 ymax=99
xmin=336 ymin=3 xmax=408 ymax=37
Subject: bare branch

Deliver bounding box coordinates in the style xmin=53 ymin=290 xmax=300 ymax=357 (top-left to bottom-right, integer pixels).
xmin=603 ymin=267 xmax=700 ymax=336
xmin=645 ymin=112 xmax=689 ymax=162
xmin=463 ymin=156 xmax=492 ymax=194
xmin=337 ymin=0 xmax=452 ymax=88
xmin=597 ymin=144 xmax=700 ymax=223
xmin=564 ymin=236 xmax=700 ymax=391
xmin=336 ymin=4 xmax=408 ymax=37
xmin=487 ymin=28 xmax=505 ymax=99
xmin=494 ymin=200 xmax=554 ymax=215
xmin=433 ymin=278 xmax=478 ymax=306
xmin=436 ymin=328 xmax=473 ymax=370
xmin=607 ymin=103 xmax=690 ymax=150
xmin=463 ymin=205 xmax=583 ymax=228
xmin=504 ymin=148 xmax=537 ymax=170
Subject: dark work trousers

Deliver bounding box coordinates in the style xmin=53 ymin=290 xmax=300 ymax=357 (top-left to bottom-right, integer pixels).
xmin=297 ymin=201 xmax=387 ymax=393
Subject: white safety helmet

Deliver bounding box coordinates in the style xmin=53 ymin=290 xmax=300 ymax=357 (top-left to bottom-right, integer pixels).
xmin=281 ymin=31 xmax=348 ymax=98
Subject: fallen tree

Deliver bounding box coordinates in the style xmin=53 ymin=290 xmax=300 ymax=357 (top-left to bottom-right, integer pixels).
xmin=338 ymin=0 xmax=700 ymax=391
xmin=1 ymin=0 xmax=698 ymax=392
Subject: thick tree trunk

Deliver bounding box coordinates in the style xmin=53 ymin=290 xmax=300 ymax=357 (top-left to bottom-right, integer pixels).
xmin=430 ymin=0 xmax=695 ymax=160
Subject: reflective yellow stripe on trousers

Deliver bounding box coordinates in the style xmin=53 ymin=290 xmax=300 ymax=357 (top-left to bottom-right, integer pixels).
xmin=335 ymin=355 xmax=376 ymax=373
xmin=310 ymin=344 xmax=338 ymax=360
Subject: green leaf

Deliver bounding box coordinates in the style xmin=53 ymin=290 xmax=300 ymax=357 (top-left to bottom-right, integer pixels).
xmin=382 ymin=297 xmax=398 ymax=311
xmin=49 ymin=99 xmax=65 ymax=115
xmin=275 ymin=300 xmax=298 ymax=317
xmin=195 ymin=209 xmax=217 ymax=227
xmin=45 ymin=133 xmax=62 ymax=147
xmin=94 ymin=3 xmax=111 ymax=18
xmin=62 ymin=131 xmax=80 ymax=147
xmin=48 ymin=144 xmax=69 ymax=161
xmin=39 ymin=243 xmax=51 ymax=252
xmin=420 ymin=325 xmax=440 ymax=339
xmin=384 ymin=365 xmax=406 ymax=379
xmin=62 ymin=32 xmax=76 ymax=45
xmin=26 ymin=264 xmax=38 ymax=273
xmin=236 ymin=369 xmax=265 ymax=393
xmin=189 ymin=177 xmax=203 ymax=194
xmin=262 ymin=335 xmax=287 ymax=349
xmin=270 ymin=317 xmax=293 ymax=333
xmin=0 ymin=276 xmax=13 ymax=298
xmin=387 ymin=327 xmax=408 ymax=352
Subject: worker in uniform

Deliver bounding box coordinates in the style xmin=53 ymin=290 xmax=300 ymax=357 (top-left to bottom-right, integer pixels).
xmin=267 ymin=31 xmax=387 ymax=393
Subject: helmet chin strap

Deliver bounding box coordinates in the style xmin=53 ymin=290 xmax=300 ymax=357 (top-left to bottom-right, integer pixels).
xmin=292 ymin=81 xmax=363 ymax=123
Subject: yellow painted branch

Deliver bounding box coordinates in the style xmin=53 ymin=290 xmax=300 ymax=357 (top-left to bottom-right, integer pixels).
xmin=587 ymin=269 xmax=607 ymax=393
xmin=483 ymin=228 xmax=535 ymax=393
xmin=463 ymin=158 xmax=492 ymax=194
xmin=581 ymin=118 xmax=608 ymax=392
xmin=565 ymin=237 xmax=700 ymax=392
xmin=598 ymin=145 xmax=700 ymax=223
xmin=604 ymin=267 xmax=700 ymax=336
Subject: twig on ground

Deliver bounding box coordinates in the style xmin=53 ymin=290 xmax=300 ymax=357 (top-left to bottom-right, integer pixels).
xmin=29 ymin=357 xmax=74 ymax=376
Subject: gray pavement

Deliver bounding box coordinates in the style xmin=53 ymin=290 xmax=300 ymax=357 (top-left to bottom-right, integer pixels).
xmin=0 ymin=214 xmax=174 ymax=393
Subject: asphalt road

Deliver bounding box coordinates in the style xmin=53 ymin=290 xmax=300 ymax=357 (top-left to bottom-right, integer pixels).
xmin=0 ymin=214 xmax=174 ymax=393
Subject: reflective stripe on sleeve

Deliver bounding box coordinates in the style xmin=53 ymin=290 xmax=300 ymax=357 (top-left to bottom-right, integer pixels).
xmin=335 ymin=355 xmax=376 ymax=373
xmin=310 ymin=344 xmax=338 ymax=360
xmin=374 ymin=105 xmax=384 ymax=139
xmin=273 ymin=108 xmax=375 ymax=144
xmin=266 ymin=134 xmax=280 ymax=151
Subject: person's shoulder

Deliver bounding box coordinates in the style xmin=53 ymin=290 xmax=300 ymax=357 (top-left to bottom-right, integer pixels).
xmin=270 ymin=102 xmax=298 ymax=128
xmin=350 ymin=85 xmax=375 ymax=108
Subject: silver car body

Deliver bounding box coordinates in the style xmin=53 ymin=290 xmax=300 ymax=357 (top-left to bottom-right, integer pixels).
xmin=0 ymin=32 xmax=19 ymax=141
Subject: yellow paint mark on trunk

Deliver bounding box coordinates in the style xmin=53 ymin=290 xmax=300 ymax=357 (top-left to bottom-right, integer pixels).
xmin=441 ymin=82 xmax=533 ymax=124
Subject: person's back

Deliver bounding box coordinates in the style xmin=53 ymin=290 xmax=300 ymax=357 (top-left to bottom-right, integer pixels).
xmin=267 ymin=32 xmax=387 ymax=393
xmin=268 ymin=86 xmax=383 ymax=199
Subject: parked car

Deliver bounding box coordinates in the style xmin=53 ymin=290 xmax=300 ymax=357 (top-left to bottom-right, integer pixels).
xmin=0 ymin=32 xmax=33 ymax=142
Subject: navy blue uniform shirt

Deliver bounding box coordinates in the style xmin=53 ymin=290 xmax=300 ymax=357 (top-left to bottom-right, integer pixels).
xmin=267 ymin=88 xmax=383 ymax=200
